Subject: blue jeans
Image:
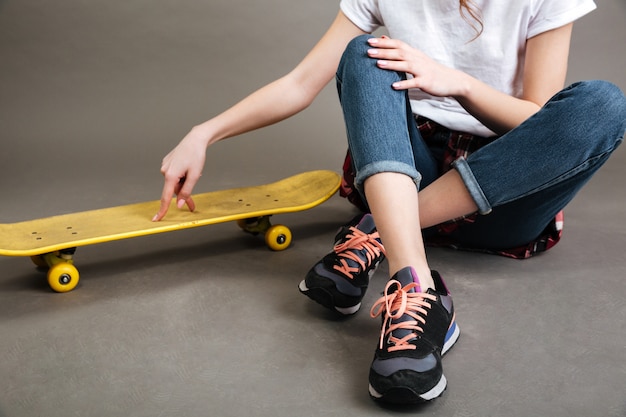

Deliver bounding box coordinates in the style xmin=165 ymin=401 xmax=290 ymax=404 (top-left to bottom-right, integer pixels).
xmin=337 ymin=35 xmax=626 ymax=249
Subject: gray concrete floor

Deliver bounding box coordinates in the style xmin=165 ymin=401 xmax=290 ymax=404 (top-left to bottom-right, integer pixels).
xmin=1 ymin=1 xmax=625 ymax=416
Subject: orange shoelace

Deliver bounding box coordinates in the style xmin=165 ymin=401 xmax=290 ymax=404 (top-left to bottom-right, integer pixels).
xmin=332 ymin=227 xmax=386 ymax=279
xmin=370 ymin=280 xmax=437 ymax=352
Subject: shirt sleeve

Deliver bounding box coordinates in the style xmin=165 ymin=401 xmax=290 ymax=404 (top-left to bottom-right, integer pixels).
xmin=528 ymin=0 xmax=596 ymax=38
xmin=339 ymin=0 xmax=383 ymax=33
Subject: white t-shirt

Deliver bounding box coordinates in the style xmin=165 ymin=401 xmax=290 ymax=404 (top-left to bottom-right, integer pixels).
xmin=339 ymin=0 xmax=597 ymax=136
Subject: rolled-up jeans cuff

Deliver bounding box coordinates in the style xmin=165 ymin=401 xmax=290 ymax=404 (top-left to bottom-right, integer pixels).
xmin=355 ymin=161 xmax=422 ymax=191
xmin=451 ymin=156 xmax=492 ymax=215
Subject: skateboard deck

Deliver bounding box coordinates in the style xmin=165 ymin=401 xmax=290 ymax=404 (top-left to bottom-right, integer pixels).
xmin=0 ymin=170 xmax=341 ymax=292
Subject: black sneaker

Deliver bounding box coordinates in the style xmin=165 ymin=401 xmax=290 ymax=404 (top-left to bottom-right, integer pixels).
xmin=299 ymin=213 xmax=386 ymax=315
xmin=368 ymin=267 xmax=459 ymax=404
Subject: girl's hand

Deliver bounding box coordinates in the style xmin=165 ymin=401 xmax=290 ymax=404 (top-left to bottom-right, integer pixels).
xmin=366 ymin=36 xmax=467 ymax=98
xmin=152 ymin=127 xmax=208 ymax=221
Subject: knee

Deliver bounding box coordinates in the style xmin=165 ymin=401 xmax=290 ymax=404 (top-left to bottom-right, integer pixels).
xmin=547 ymin=81 xmax=626 ymax=152
xmin=598 ymin=82 xmax=626 ymax=132
xmin=565 ymin=80 xmax=626 ymax=128
xmin=587 ymin=81 xmax=626 ymax=142
xmin=566 ymin=81 xmax=626 ymax=155
xmin=337 ymin=35 xmax=375 ymax=78
xmin=337 ymin=34 xmax=407 ymax=88
xmin=343 ymin=34 xmax=375 ymax=61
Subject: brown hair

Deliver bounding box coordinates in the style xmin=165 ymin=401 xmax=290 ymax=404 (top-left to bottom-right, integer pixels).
xmin=459 ymin=0 xmax=484 ymax=40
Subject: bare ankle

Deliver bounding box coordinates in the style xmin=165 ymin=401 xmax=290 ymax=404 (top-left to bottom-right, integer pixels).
xmin=415 ymin=268 xmax=435 ymax=291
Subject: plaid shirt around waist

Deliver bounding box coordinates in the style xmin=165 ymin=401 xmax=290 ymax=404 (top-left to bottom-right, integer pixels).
xmin=339 ymin=116 xmax=563 ymax=259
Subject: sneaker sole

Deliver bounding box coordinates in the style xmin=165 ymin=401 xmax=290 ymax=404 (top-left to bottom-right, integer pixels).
xmin=368 ymin=375 xmax=447 ymax=404
xmin=443 ymin=319 xmax=460 ymax=355
xmin=298 ymin=280 xmax=361 ymax=315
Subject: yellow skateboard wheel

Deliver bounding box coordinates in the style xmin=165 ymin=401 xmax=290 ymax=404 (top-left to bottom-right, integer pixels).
xmin=47 ymin=263 xmax=80 ymax=293
xmin=265 ymin=224 xmax=292 ymax=251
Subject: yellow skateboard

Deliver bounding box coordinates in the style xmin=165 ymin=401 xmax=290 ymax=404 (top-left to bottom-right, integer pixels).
xmin=0 ymin=170 xmax=341 ymax=293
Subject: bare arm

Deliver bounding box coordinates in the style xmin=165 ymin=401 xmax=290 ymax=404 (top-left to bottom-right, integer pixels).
xmin=154 ymin=11 xmax=365 ymax=221
xmin=454 ymin=23 xmax=573 ymax=134
xmin=369 ymin=23 xmax=574 ymax=135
